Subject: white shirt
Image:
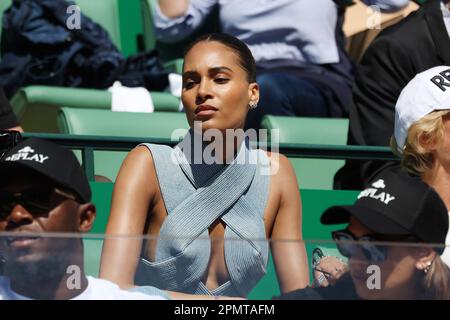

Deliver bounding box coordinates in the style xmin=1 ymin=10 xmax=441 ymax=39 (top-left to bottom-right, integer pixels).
xmin=0 ymin=276 xmax=167 ymax=300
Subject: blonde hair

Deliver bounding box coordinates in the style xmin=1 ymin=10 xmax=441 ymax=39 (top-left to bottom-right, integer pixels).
xmin=391 ymin=110 xmax=450 ymax=175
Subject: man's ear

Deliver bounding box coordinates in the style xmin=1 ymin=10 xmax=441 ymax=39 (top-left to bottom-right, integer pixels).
xmin=78 ymin=203 xmax=96 ymax=233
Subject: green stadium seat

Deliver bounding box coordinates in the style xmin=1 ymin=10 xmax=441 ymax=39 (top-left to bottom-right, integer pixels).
xmin=58 ymin=107 xmax=188 ymax=137
xmin=11 ymin=86 xmax=181 ymax=133
xmin=260 ymin=116 xmax=349 ymax=190
xmin=58 ymin=107 xmax=189 ymax=181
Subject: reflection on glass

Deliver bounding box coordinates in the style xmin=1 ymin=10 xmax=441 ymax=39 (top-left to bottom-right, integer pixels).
xmin=0 ymin=233 xmax=166 ymax=300
xmin=294 ymin=237 xmax=450 ymax=300
xmin=0 ymin=234 xmax=449 ymax=300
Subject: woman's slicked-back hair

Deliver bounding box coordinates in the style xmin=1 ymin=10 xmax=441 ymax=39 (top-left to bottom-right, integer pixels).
xmin=184 ymin=33 xmax=257 ymax=83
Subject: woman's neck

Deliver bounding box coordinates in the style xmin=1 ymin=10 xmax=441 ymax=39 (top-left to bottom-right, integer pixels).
xmin=221 ymin=134 xmax=244 ymax=164
xmin=193 ymin=129 xmax=245 ymax=165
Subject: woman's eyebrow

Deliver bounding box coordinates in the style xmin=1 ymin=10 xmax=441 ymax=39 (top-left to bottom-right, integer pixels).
xmin=209 ymin=66 xmax=233 ymax=74
xmin=183 ymin=67 xmax=233 ymax=78
xmin=182 ymin=70 xmax=198 ymax=78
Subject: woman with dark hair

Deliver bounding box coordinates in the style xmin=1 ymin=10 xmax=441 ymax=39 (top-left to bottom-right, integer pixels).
xmin=99 ymin=33 xmax=309 ymax=297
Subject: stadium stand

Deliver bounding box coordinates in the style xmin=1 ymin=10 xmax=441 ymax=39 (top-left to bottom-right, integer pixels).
xmin=11 ymin=86 xmax=180 ymax=133
xmin=1 ymin=0 xmax=180 ymax=133
xmin=1 ymin=0 xmax=422 ymax=300
xmin=58 ymin=110 xmax=350 ymax=189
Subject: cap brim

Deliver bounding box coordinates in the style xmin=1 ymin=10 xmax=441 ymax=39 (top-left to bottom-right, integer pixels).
xmin=321 ymin=204 xmax=411 ymax=236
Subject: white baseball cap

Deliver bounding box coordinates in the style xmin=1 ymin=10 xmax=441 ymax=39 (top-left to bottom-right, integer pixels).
xmin=394 ymin=66 xmax=450 ymax=153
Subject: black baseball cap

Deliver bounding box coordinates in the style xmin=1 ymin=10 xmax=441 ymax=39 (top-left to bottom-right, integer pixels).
xmin=0 ymin=138 xmax=91 ymax=203
xmin=321 ymin=167 xmax=449 ymax=252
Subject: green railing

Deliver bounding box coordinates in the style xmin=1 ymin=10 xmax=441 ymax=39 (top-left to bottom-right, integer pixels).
xmin=23 ymin=133 xmax=399 ymax=181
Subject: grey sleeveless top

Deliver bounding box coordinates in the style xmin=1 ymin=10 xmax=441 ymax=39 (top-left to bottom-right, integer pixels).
xmin=134 ymin=133 xmax=270 ymax=297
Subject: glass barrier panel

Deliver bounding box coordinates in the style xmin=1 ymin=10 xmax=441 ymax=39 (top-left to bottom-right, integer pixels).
xmin=0 ymin=234 xmax=448 ymax=300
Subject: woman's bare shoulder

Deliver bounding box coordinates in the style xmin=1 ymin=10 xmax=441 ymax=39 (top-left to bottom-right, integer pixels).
xmin=261 ymin=150 xmax=295 ymax=179
xmin=114 ymin=145 xmax=158 ymax=195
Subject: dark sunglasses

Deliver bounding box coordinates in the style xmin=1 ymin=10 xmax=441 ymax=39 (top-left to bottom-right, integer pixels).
xmin=0 ymin=186 xmax=76 ymax=219
xmin=332 ymin=229 xmax=415 ymax=263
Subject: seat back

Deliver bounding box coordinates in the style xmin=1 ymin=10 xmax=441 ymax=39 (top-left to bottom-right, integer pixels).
xmin=261 ymin=116 xmax=349 ymax=190
xmin=11 ymin=86 xmax=180 ymax=133
xmin=59 ymin=107 xmax=189 ymax=181
xmin=59 ymin=107 xmax=188 ymax=137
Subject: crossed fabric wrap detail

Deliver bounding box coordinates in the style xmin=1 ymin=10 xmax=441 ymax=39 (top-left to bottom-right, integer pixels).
xmin=135 ymin=133 xmax=270 ymax=297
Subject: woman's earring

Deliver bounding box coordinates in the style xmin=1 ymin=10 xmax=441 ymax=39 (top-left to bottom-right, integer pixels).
xmin=249 ymin=101 xmax=258 ymax=110
xmin=422 ymin=262 xmax=432 ymax=274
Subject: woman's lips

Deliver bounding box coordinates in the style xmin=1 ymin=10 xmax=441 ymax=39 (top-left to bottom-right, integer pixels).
xmin=194 ymin=105 xmax=218 ymax=117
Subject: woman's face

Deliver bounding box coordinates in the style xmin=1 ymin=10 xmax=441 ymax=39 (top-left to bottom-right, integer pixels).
xmin=346 ymin=217 xmax=429 ymax=300
xmin=182 ymin=41 xmax=259 ymax=133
